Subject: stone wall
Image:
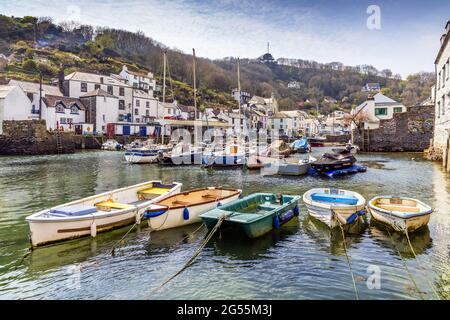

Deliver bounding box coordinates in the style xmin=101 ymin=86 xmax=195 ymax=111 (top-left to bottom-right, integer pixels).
xmin=326 ymin=134 xmax=351 ymax=144
xmin=353 ymin=105 xmax=435 ymax=152
xmin=0 ymin=120 xmax=76 ymax=155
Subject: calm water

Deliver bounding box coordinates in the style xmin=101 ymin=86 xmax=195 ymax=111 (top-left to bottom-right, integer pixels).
xmin=1 ymin=149 xmax=450 ymax=300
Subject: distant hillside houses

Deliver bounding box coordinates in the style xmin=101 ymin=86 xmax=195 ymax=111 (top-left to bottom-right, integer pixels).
xmin=362 ymin=83 xmax=381 ymax=92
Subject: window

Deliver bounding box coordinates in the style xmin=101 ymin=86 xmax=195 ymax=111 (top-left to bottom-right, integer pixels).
xmin=95 ymin=84 xmax=101 ymax=90
xmin=443 ymin=96 xmax=446 ymax=115
xmin=375 ymin=108 xmax=387 ymax=116
xmin=168 ymin=109 xmax=172 ymax=115
xmin=71 ymin=106 xmax=79 ymax=114
xmin=56 ymin=104 xmax=65 ymax=113
xmin=146 ymin=110 xmax=150 ymax=116
xmin=60 ymin=118 xmax=66 ymax=124
xmin=119 ymin=87 xmax=125 ymax=96
xmin=146 ymin=101 xmax=150 ymax=108
xmin=67 ymin=118 xmax=73 ymax=124
xmin=103 ymin=115 xmax=106 ymax=122
xmin=81 ymin=83 xmax=87 ymax=92
xmin=438 ymin=101 xmax=441 ymax=118
xmin=119 ymin=100 xmax=125 ymax=110
xmin=133 ymin=83 xmax=137 ymax=88
xmin=107 ymin=86 xmax=113 ymax=95
xmin=135 ymin=108 xmax=139 ymax=115
xmin=136 ymin=118 xmax=140 ymax=123
xmin=136 ymin=100 xmax=140 ymax=107
xmin=393 ymin=107 xmax=403 ymax=113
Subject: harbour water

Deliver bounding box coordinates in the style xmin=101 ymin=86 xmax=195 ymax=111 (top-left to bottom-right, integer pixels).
xmin=1 ymin=149 xmax=450 ymax=299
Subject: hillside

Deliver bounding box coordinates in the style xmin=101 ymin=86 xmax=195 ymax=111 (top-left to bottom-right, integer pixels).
xmin=0 ymin=14 xmax=435 ymax=114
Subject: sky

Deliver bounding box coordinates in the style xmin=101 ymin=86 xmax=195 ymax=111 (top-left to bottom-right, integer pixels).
xmin=1 ymin=0 xmax=449 ymax=78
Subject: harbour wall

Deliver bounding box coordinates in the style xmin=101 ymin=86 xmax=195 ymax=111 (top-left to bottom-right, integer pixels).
xmin=352 ymin=105 xmax=435 ymax=152
xmin=0 ymin=120 xmax=76 ymax=155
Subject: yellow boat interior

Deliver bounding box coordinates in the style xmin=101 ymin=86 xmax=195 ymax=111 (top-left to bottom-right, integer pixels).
xmin=156 ymin=188 xmax=240 ymax=209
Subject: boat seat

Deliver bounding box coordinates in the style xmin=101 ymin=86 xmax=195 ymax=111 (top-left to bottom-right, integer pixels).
xmin=172 ymin=200 xmax=191 ymax=206
xmin=258 ymin=203 xmax=279 ymax=211
xmin=138 ymin=187 xmax=170 ymax=196
xmin=376 ymin=205 xmax=421 ymax=213
xmin=95 ymin=201 xmax=134 ymax=211
xmin=311 ymin=193 xmax=358 ymax=205
xmin=202 ymin=194 xmax=218 ymax=199
xmin=49 ymin=205 xmax=98 ymax=217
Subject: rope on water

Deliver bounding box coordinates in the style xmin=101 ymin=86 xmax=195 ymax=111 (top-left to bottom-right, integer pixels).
xmin=384 ymin=226 xmax=425 ymax=300
xmin=334 ymin=211 xmax=359 ymax=300
xmin=404 ymin=229 xmax=441 ymax=300
xmin=110 ymin=216 xmax=139 ymax=256
xmin=153 ymin=215 xmax=226 ymax=292
xmin=14 ymin=248 xmax=33 ymax=270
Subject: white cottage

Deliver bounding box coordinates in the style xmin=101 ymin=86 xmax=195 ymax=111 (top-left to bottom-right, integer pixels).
xmin=8 ymin=79 xmax=62 ymax=118
xmin=64 ymin=72 xmax=133 ymax=122
xmin=352 ymin=93 xmax=406 ymax=130
xmin=433 ymin=20 xmax=450 ymax=151
xmin=119 ymin=65 xmax=157 ymax=93
xmin=132 ymin=89 xmax=159 ymax=123
xmin=0 ymin=85 xmax=34 ymax=134
xmin=41 ymin=95 xmax=88 ymax=132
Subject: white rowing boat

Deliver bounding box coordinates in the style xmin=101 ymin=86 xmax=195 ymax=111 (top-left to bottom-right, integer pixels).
xmin=26 ymin=181 xmax=182 ymax=247
xmin=368 ymin=196 xmax=433 ymax=232
xmin=303 ymin=188 xmax=366 ymax=229
xmin=145 ymin=187 xmax=242 ymax=231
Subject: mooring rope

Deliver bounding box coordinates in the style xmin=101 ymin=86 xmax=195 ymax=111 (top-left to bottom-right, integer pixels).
xmin=14 ymin=248 xmax=33 ymax=270
xmin=334 ymin=211 xmax=359 ymax=300
xmin=384 ymin=226 xmax=425 ymax=300
xmin=153 ymin=215 xmax=226 ymax=292
xmin=404 ymin=229 xmax=441 ymax=300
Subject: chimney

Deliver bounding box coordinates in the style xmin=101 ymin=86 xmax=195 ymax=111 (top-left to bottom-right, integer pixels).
xmin=58 ymin=65 xmax=67 ymax=96
xmin=441 ymin=34 xmax=447 ymax=45
xmin=367 ymin=94 xmax=374 ymax=101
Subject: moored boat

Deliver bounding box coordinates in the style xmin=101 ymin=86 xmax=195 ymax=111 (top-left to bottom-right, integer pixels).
xmin=310 ymin=151 xmax=357 ymax=173
xmin=144 ymin=187 xmax=242 ymax=231
xmin=200 ymin=193 xmax=301 ymax=238
xmin=124 ymin=148 xmax=161 ymax=164
xmin=26 ymin=181 xmax=182 ymax=247
xmin=303 ymin=188 xmax=366 ymax=229
xmin=202 ymin=143 xmax=245 ymax=167
xmin=262 ymin=156 xmax=316 ymax=176
xmin=291 ymin=137 xmax=311 ymax=153
xmin=102 ymin=139 xmax=123 ymax=151
xmin=158 ymin=143 xmax=203 ymax=165
xmin=367 ymin=196 xmax=433 ymax=232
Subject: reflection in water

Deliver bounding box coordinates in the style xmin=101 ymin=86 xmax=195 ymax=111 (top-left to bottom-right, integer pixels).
xmin=208 ymin=218 xmax=300 ymax=261
xmin=302 ymin=216 xmax=365 ymax=256
xmin=369 ymin=224 xmax=432 ymax=258
xmin=1 ymin=149 xmax=450 ymax=299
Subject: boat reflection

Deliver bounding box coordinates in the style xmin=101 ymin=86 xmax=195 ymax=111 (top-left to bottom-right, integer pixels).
xmin=369 ymin=223 xmax=432 ymax=258
xmin=207 ymin=218 xmax=300 ymax=260
xmin=302 ymin=216 xmax=366 ymax=256
xmin=144 ymin=223 xmax=204 ymax=253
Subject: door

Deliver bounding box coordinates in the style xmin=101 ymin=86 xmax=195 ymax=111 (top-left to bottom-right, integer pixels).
xmin=74 ymin=125 xmax=82 ymax=135
xmin=123 ymin=125 xmax=131 ymax=136
xmin=139 ymin=126 xmax=147 ymax=137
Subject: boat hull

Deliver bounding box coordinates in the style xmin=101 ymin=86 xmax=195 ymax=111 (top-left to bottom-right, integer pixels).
xmin=368 ymin=207 xmax=431 ymax=232
xmin=262 ymin=162 xmax=309 ymax=176
xmin=26 ymin=182 xmax=182 ymax=247
xmin=159 ymin=152 xmax=203 ymax=165
xmin=147 ymin=193 xmax=241 ymax=231
xmin=202 ymin=154 xmax=245 ymax=167
xmin=124 ymin=150 xmax=159 ymax=164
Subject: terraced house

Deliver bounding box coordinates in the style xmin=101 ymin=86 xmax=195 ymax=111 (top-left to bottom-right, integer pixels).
xmin=433 ymin=20 xmax=450 ymax=153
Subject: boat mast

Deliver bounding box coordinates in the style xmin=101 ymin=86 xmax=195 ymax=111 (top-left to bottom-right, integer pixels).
xmin=193 ymin=48 xmax=197 ymax=120
xmin=163 ymin=50 xmax=166 ymax=105
xmin=237 ymin=58 xmax=242 ymax=135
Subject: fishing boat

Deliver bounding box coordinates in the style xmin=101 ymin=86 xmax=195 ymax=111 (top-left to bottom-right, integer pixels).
xmin=246 ymin=155 xmax=281 ymax=170
xmin=26 ymin=181 xmax=182 ymax=247
xmin=367 ymin=196 xmax=433 ymax=232
xmin=262 ymin=156 xmax=316 ymax=176
xmin=291 ymin=137 xmax=311 ymax=153
xmin=265 ymin=140 xmax=291 ymax=157
xmin=309 ymin=151 xmax=357 ymax=173
xmin=124 ymin=148 xmax=161 ymax=164
xmin=200 ymin=193 xmax=301 ymax=238
xmin=303 ymin=188 xmax=366 ymax=229
xmin=158 ymin=143 xmax=203 ymax=165
xmin=202 ymin=143 xmax=245 ymax=167
xmin=101 ymin=139 xmax=123 ymax=151
xmin=144 ymin=187 xmax=242 ymax=231
xmin=332 ymin=143 xmax=359 ymax=155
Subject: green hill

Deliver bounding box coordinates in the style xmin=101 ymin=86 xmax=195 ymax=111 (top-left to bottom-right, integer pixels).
xmin=0 ymin=14 xmax=435 ymax=114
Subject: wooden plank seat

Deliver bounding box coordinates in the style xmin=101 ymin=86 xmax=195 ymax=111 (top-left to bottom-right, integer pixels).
xmin=138 ymin=187 xmax=170 ymax=196
xmin=95 ymin=201 xmax=135 ymax=211
xmin=172 ymin=200 xmax=191 ymax=206
xmin=202 ymin=194 xmax=218 ymax=199
xmin=376 ymin=204 xmax=421 ymax=213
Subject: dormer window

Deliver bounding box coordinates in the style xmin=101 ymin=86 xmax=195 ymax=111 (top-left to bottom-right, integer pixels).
xmin=71 ymin=105 xmax=79 ymax=114
xmin=56 ymin=104 xmax=65 ymax=113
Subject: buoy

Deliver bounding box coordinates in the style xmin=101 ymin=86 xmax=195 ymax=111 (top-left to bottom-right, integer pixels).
xmin=346 ymin=213 xmax=358 ymax=224
xmin=217 ymin=202 xmax=222 ymax=207
xmin=293 ymin=206 xmax=300 ymax=217
xmin=90 ymin=221 xmax=97 ymax=238
xmin=183 ymin=207 xmax=190 ymax=220
xmin=273 ymin=215 xmax=280 ymax=229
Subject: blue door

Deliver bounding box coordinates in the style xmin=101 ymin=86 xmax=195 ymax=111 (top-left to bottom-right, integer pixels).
xmin=123 ymin=125 xmax=131 ymax=136
xmin=139 ymin=126 xmax=147 ymax=137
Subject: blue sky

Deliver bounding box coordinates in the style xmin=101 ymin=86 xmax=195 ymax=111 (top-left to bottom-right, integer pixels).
xmin=1 ymin=0 xmax=448 ymax=77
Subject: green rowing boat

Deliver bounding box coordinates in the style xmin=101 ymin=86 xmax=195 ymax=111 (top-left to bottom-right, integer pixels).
xmin=200 ymin=193 xmax=301 ymax=238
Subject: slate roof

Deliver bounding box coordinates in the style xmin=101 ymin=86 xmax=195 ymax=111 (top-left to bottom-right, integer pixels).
xmin=43 ymin=95 xmax=86 ymax=110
